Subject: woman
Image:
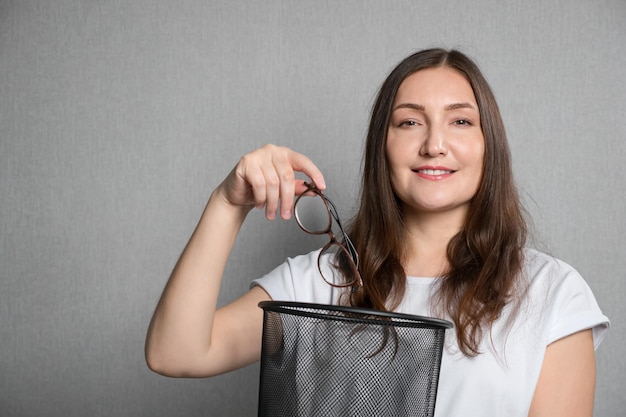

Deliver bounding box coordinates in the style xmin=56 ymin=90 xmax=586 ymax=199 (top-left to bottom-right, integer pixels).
xmin=145 ymin=49 xmax=609 ymax=416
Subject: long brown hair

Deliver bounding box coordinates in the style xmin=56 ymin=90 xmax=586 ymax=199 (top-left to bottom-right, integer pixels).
xmin=339 ymin=48 xmax=527 ymax=356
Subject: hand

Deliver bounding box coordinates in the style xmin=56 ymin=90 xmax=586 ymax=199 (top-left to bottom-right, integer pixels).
xmin=218 ymin=144 xmax=326 ymax=220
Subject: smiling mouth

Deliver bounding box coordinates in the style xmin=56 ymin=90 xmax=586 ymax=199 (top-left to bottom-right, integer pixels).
xmin=414 ymin=169 xmax=454 ymax=175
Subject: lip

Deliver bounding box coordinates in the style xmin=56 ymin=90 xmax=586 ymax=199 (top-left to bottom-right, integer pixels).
xmin=412 ymin=165 xmax=456 ymax=181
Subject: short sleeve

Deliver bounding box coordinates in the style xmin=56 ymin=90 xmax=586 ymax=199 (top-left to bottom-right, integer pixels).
xmin=526 ymin=251 xmax=610 ymax=350
xmin=250 ymin=249 xmax=339 ymax=304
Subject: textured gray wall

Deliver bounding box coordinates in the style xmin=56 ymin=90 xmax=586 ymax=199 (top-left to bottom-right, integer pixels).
xmin=1 ymin=1 xmax=624 ymax=416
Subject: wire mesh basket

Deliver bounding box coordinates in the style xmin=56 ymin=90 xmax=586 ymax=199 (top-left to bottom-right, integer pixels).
xmin=258 ymin=301 xmax=452 ymax=417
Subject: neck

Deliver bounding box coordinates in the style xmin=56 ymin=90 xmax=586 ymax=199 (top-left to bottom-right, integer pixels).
xmin=401 ymin=208 xmax=466 ymax=277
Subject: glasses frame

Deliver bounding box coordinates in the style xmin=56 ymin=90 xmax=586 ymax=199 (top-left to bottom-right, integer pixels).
xmin=294 ymin=182 xmax=363 ymax=290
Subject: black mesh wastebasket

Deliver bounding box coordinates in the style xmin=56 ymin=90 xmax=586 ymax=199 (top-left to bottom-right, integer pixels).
xmin=258 ymin=301 xmax=452 ymax=417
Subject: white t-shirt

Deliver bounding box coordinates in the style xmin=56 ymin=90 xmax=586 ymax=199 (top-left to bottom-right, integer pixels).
xmin=252 ymin=248 xmax=610 ymax=417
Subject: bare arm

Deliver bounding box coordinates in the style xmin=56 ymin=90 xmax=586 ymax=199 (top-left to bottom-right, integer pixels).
xmin=528 ymin=329 xmax=596 ymax=417
xmin=145 ymin=145 xmax=325 ymax=377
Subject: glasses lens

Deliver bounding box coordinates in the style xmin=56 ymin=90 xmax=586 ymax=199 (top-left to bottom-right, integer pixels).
xmin=295 ymin=193 xmax=331 ymax=234
xmin=319 ymin=242 xmax=357 ymax=288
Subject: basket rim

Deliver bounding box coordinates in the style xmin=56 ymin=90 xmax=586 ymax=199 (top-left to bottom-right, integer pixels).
xmin=258 ymin=300 xmax=453 ymax=329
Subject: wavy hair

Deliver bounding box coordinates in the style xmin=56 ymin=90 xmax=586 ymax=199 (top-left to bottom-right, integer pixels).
xmin=338 ymin=48 xmax=527 ymax=356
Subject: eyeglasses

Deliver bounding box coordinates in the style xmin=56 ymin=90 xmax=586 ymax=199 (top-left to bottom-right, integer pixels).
xmin=294 ymin=182 xmax=363 ymax=290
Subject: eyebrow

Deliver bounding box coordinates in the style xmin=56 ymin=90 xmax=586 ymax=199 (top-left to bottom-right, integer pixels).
xmin=392 ymin=102 xmax=477 ymax=112
xmin=444 ymin=102 xmax=477 ymax=111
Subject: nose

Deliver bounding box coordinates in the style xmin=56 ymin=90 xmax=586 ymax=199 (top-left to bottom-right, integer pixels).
xmin=419 ymin=124 xmax=448 ymax=157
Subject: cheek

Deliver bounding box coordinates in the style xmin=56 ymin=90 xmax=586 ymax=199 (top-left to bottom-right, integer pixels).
xmin=384 ymin=148 xmax=403 ymax=191
xmin=385 ymin=151 xmax=408 ymax=190
xmin=385 ymin=136 xmax=411 ymax=169
xmin=473 ymin=148 xmax=485 ymax=173
xmin=476 ymin=144 xmax=486 ymax=174
xmin=462 ymin=137 xmax=485 ymax=170
xmin=385 ymin=140 xmax=399 ymax=173
xmin=457 ymin=139 xmax=484 ymax=189
xmin=471 ymin=150 xmax=485 ymax=190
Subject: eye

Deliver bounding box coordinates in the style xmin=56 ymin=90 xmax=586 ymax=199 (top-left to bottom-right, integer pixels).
xmin=453 ymin=118 xmax=473 ymax=126
xmin=398 ymin=120 xmax=421 ymax=128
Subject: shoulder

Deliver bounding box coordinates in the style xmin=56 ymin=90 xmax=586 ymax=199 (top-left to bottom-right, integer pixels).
xmin=520 ymin=248 xmax=610 ymax=348
xmin=522 ymin=248 xmax=593 ymax=305
xmin=250 ymin=249 xmax=341 ymax=304
xmin=523 ymin=248 xmax=577 ymax=278
xmin=521 ymin=248 xmax=592 ymax=297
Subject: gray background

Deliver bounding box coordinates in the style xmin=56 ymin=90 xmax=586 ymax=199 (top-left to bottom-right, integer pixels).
xmin=1 ymin=1 xmax=624 ymax=416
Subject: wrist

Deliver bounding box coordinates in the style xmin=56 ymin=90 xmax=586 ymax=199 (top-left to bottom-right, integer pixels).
xmin=209 ymin=185 xmax=253 ymax=220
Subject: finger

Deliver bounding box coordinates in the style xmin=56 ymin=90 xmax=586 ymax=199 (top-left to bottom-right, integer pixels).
xmin=271 ymin=154 xmax=297 ymax=220
xmin=259 ymin=162 xmax=281 ymax=220
xmin=288 ymin=150 xmax=326 ymax=192
xmin=236 ymin=155 xmax=267 ymax=209
xmin=240 ymin=145 xmax=325 ymax=219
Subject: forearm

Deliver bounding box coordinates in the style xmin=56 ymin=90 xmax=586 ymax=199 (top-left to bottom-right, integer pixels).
xmin=145 ymin=187 xmax=250 ymax=375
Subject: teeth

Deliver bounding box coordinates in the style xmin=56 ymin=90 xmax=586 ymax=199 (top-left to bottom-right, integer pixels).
xmin=419 ymin=169 xmax=452 ymax=175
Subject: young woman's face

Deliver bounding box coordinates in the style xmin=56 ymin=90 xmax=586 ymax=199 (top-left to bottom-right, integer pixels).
xmin=386 ymin=67 xmax=485 ymax=218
